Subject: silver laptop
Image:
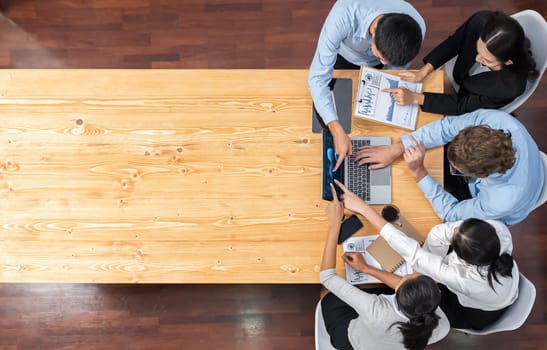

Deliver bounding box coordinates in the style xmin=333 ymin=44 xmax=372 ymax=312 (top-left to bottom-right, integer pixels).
xmin=322 ymin=132 xmax=391 ymax=204
xmin=343 ymin=136 xmax=391 ymax=204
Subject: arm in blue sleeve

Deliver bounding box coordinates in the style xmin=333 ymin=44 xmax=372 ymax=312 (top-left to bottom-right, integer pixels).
xmin=418 ymin=175 xmax=476 ymax=222
xmin=308 ymin=10 xmax=351 ymax=125
xmin=400 ymin=111 xmax=490 ymax=149
xmin=417 ymin=175 xmax=512 ymax=223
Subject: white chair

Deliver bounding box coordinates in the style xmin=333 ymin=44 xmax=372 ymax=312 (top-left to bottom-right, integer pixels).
xmin=443 ymin=10 xmax=547 ymax=113
xmin=532 ymin=151 xmax=547 ymax=210
xmin=315 ymin=302 xmax=337 ymax=350
xmin=455 ymin=272 xmax=536 ymax=335
xmin=501 ymin=10 xmax=547 ymax=112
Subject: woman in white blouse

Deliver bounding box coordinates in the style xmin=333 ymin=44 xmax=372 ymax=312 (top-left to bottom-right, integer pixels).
xmin=333 ymin=179 xmax=519 ymax=330
xmin=319 ymin=184 xmax=449 ymax=350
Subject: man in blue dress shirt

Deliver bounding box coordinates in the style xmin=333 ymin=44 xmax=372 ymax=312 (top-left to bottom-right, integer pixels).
xmin=309 ymin=0 xmax=426 ymax=171
xmin=354 ymin=109 xmax=544 ymax=226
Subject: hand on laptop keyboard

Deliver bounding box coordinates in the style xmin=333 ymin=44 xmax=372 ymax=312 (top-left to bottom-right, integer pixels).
xmin=353 ymin=143 xmax=404 ymax=169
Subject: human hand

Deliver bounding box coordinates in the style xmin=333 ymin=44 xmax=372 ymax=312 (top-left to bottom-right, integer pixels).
xmin=353 ymin=143 xmax=404 ymax=169
xmin=403 ymin=136 xmax=428 ymax=181
xmin=343 ymin=252 xmax=370 ymax=273
xmin=382 ymin=87 xmax=421 ymax=106
xmin=335 ymin=180 xmax=388 ymax=231
xmin=400 ymin=64 xmax=434 ymax=83
xmin=399 ymin=70 xmax=426 ymax=83
xmin=333 ymin=179 xmax=367 ymax=215
xmin=326 ymin=183 xmax=345 ymax=225
xmin=329 ymin=121 xmax=352 ymax=171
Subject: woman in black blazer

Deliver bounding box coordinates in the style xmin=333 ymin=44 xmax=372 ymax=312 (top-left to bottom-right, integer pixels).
xmin=386 ymin=11 xmax=538 ymax=115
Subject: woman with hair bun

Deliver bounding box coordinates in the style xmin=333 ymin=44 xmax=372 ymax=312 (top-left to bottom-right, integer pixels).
xmin=385 ymin=10 xmax=538 ymax=115
xmin=319 ymin=184 xmax=449 ymax=350
xmin=334 ymin=179 xmax=519 ymax=330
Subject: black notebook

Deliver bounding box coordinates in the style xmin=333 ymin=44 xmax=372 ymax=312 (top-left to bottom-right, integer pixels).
xmin=311 ymin=78 xmax=352 ymax=133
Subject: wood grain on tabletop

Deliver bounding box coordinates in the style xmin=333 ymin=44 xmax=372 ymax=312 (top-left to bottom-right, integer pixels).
xmin=0 ymin=1 xmax=544 ymax=349
xmin=0 ymin=69 xmax=443 ymax=283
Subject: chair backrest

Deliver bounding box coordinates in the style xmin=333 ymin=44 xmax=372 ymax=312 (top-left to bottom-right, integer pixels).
xmin=501 ymin=10 xmax=547 ymax=113
xmin=455 ymin=272 xmax=536 ymax=335
xmin=443 ymin=10 xmax=547 ymax=113
xmin=315 ymin=302 xmax=337 ymax=350
xmin=532 ymin=151 xmax=547 ymax=210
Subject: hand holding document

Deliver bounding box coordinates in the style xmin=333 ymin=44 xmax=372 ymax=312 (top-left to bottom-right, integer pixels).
xmin=343 ymin=235 xmax=412 ymax=285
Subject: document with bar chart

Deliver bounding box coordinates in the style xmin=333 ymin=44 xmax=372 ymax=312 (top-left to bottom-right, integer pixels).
xmin=343 ymin=235 xmax=412 ymax=285
xmin=355 ymin=67 xmax=422 ymax=130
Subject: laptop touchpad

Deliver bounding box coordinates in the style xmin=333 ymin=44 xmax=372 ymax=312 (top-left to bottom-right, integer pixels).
xmin=371 ymin=167 xmax=390 ymax=185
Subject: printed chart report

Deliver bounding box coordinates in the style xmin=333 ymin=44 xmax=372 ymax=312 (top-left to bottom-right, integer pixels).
xmin=343 ymin=235 xmax=412 ymax=285
xmin=355 ymin=67 xmax=422 ymax=130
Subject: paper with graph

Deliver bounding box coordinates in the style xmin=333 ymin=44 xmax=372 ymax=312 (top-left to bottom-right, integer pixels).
xmin=343 ymin=235 xmax=412 ymax=285
xmin=355 ymin=67 xmax=422 ymax=130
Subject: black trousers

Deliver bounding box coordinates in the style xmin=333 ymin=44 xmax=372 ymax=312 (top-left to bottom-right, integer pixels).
xmin=438 ymin=283 xmax=509 ymax=329
xmin=334 ymin=54 xmax=384 ymax=70
xmin=321 ymin=287 xmax=394 ymax=350
xmin=443 ymin=144 xmax=473 ymax=201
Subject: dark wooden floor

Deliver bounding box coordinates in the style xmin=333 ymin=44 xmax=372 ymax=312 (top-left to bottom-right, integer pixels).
xmin=0 ymin=1 xmax=545 ymax=349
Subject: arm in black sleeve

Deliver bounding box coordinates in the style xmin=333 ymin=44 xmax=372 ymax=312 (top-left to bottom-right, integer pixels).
xmin=423 ymin=11 xmax=491 ymax=69
xmin=421 ymin=91 xmax=510 ymax=115
xmin=421 ymin=70 xmax=526 ymax=115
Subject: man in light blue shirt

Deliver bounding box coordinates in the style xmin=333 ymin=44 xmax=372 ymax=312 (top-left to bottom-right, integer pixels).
xmin=353 ymin=109 xmax=544 ymax=226
xmin=309 ymin=0 xmax=425 ymax=171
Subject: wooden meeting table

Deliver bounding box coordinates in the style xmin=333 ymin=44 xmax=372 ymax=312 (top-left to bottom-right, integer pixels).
xmin=0 ymin=69 xmax=443 ymax=283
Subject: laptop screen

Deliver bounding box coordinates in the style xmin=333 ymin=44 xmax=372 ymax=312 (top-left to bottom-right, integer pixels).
xmin=322 ymin=130 xmax=344 ymax=201
xmin=322 ymin=132 xmax=392 ymax=204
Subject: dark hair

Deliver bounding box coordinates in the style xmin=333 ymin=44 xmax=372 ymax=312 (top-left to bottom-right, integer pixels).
xmin=481 ymin=12 xmax=539 ymax=80
xmin=447 ymin=125 xmax=515 ymax=178
xmin=374 ymin=14 xmax=422 ymax=66
xmin=391 ymin=275 xmax=441 ymax=350
xmin=452 ymin=218 xmax=514 ymax=290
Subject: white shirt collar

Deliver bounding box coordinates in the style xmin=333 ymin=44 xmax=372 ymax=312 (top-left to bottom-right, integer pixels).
xmin=384 ymin=294 xmax=408 ymax=320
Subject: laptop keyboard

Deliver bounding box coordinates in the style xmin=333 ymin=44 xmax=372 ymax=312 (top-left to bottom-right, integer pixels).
xmin=347 ymin=139 xmax=371 ymax=201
